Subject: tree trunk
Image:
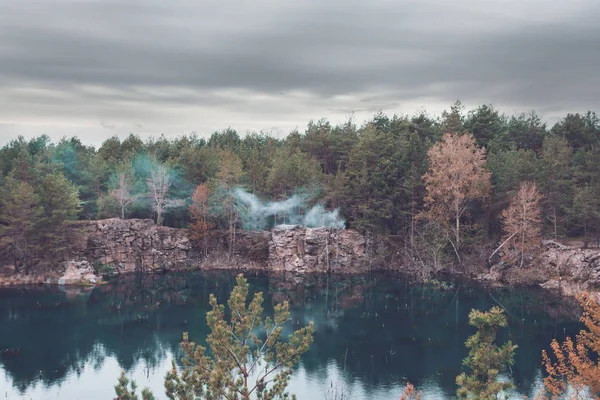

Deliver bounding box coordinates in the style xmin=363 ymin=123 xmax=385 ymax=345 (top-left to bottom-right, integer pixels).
xmin=203 ymin=212 xmax=208 ymax=257
xmin=455 ymin=214 xmax=460 ymax=251
xmin=520 ymin=203 xmax=526 ymax=268
xmin=552 ymin=207 xmax=557 ymax=242
xmin=410 ymin=185 xmax=415 ymax=248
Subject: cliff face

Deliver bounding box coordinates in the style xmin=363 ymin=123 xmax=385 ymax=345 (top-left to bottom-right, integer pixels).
xmin=479 ymin=240 xmax=600 ymax=300
xmin=538 ymin=240 xmax=600 ymax=299
xmin=0 ymin=218 xmax=369 ymax=285
xmin=71 ymin=219 xmax=368 ymax=275
xmin=541 ymin=240 xmax=600 ymax=282
xmin=268 ymin=225 xmax=368 ymax=273
xmin=72 ymin=218 xmax=193 ymax=272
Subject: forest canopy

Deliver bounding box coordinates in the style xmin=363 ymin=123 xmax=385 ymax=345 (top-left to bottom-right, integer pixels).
xmin=1 ymin=102 xmax=599 ymax=269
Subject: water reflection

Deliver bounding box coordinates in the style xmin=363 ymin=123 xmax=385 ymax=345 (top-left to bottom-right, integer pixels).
xmin=0 ymin=272 xmax=582 ymax=399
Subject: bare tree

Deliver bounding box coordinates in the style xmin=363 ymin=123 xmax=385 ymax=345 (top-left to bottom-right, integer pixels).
xmin=111 ymin=172 xmax=139 ymax=219
xmin=147 ymin=165 xmax=171 ymax=226
xmin=499 ymin=181 xmax=543 ymax=267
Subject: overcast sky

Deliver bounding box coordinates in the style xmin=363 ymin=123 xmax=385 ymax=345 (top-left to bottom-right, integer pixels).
xmin=0 ymin=0 xmax=599 ymax=147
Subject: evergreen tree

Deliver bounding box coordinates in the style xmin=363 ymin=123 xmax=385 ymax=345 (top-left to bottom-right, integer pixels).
xmin=551 ymin=112 xmax=600 ymax=151
xmin=114 ymin=274 xmax=314 ymax=400
xmin=266 ymin=147 xmax=322 ymax=199
xmin=456 ymin=307 xmax=518 ymax=399
xmin=441 ymin=100 xmax=465 ymax=133
xmin=464 ymin=104 xmax=509 ymax=152
xmin=114 ymin=371 xmax=155 ymax=400
xmin=539 ymin=135 xmax=573 ymax=240
xmin=0 ymin=177 xmax=43 ymax=273
xmin=38 ymin=173 xmax=81 ymax=261
xmin=569 ymin=183 xmax=600 ymax=248
xmin=343 ymin=122 xmax=408 ymax=234
xmin=506 ymin=111 xmax=547 ymax=152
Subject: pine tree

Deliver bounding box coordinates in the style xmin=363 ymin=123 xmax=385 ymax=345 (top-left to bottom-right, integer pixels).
xmin=165 ymin=274 xmax=314 ymax=399
xmin=539 ymin=135 xmax=573 ymax=240
xmin=456 ymin=307 xmax=518 ymax=399
xmin=114 ymin=274 xmax=314 ymax=400
xmin=266 ymin=147 xmax=322 ymax=199
xmin=569 ymin=184 xmax=600 ymax=249
xmin=38 ymin=173 xmax=80 ymax=262
xmin=0 ymin=177 xmax=43 ymax=273
xmin=114 ymin=371 xmax=155 ymax=400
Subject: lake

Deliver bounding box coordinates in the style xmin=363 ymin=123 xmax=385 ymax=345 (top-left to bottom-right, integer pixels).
xmin=0 ymin=271 xmax=582 ymax=399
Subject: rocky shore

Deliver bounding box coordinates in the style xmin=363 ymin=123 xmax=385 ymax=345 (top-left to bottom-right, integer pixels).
xmin=0 ymin=218 xmax=370 ymax=286
xmin=0 ymin=218 xmax=599 ymax=300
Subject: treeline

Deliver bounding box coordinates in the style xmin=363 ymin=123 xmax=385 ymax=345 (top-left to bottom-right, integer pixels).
xmin=1 ymin=102 xmax=599 ymax=270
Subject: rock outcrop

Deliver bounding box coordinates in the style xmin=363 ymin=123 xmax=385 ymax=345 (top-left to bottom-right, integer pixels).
xmin=58 ymin=260 xmax=101 ymax=285
xmin=268 ymin=225 xmax=368 ymax=273
xmin=73 ymin=220 xmax=369 ymax=275
xmin=72 ymin=218 xmax=193 ymax=273
xmin=539 ymin=240 xmax=600 ymax=298
xmin=0 ymin=219 xmax=371 ymax=286
xmin=541 ymin=240 xmax=600 ymax=283
xmin=480 ymin=240 xmax=600 ymax=298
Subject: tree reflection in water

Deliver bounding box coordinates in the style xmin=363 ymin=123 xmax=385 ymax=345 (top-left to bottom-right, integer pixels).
xmin=0 ymin=271 xmax=583 ymax=399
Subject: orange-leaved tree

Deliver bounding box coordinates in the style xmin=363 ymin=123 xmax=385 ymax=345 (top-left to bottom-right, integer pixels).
xmin=541 ymin=293 xmax=600 ymax=399
xmin=499 ymin=181 xmax=543 ymax=267
xmin=189 ymin=183 xmax=213 ymax=256
xmin=421 ymin=132 xmax=491 ymax=263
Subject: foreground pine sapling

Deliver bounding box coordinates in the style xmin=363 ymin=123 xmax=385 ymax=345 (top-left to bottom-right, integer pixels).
xmin=456 ymin=307 xmax=518 ymax=399
xmin=114 ymin=274 xmax=314 ymax=400
xmin=165 ymin=274 xmax=314 ymax=400
xmin=114 ymin=371 xmax=155 ymax=400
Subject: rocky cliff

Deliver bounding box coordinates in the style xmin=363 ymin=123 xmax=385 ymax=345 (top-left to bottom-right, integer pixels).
xmin=72 ymin=218 xmax=193 ymax=272
xmin=479 ymin=240 xmax=600 ymax=300
xmin=538 ymin=240 xmax=600 ymax=299
xmin=0 ymin=218 xmax=369 ymax=285
xmin=268 ymin=225 xmax=368 ymax=273
xmin=3 ymin=218 xmax=599 ymax=299
xmin=70 ymin=219 xmax=369 ymax=275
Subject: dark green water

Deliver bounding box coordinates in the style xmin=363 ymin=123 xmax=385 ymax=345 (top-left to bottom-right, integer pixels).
xmin=0 ymin=271 xmax=582 ymax=399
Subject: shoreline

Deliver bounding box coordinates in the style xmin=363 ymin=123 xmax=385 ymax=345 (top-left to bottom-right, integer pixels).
xmin=0 ymin=219 xmax=598 ymax=302
xmin=1 ymin=263 xmax=597 ymax=303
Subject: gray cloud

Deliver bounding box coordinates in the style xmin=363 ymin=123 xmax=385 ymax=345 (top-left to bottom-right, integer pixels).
xmin=0 ymin=0 xmax=599 ymax=145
